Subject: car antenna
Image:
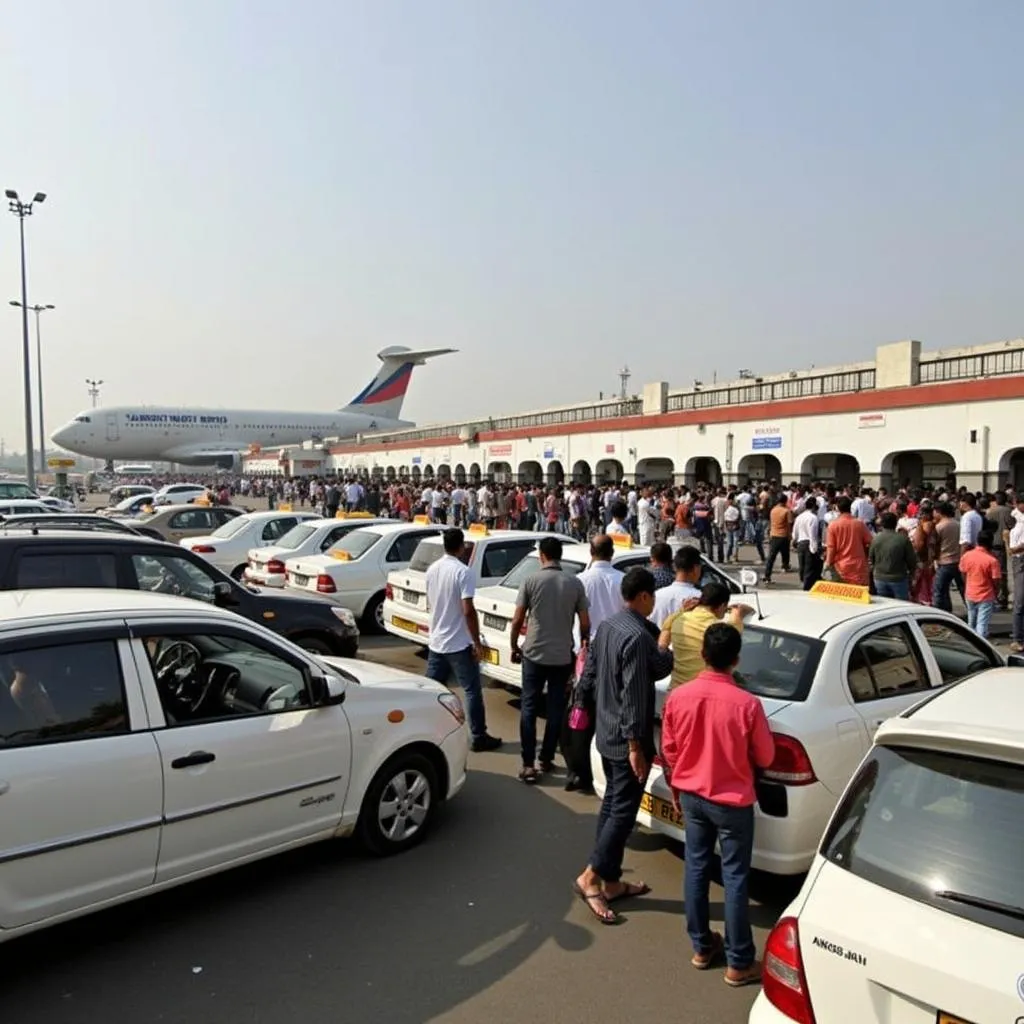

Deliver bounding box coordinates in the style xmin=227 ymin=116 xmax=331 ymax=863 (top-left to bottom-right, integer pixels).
xmin=739 ymin=569 xmax=764 ymax=620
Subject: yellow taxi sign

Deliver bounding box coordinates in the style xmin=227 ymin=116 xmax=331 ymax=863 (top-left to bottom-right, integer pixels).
xmin=610 ymin=533 xmax=633 ymax=548
xmin=278 ymin=503 xmax=293 ymax=512
xmin=330 ymin=550 xmax=352 ymax=561
xmin=809 ymin=580 xmax=871 ymax=604
xmin=337 ymin=511 xmax=373 ymax=519
xmin=412 ymin=515 xmax=431 ymax=525
xmin=47 ymin=457 xmax=76 ymax=468
xmin=467 ymin=523 xmax=489 ymax=536
xmin=193 ymin=496 xmax=211 ymax=506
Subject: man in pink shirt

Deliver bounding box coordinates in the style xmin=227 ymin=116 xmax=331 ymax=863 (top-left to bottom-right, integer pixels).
xmin=661 ymin=623 xmax=775 ymax=988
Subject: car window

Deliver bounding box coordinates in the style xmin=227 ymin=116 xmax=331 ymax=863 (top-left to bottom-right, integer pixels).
xmin=387 ymin=531 xmax=434 ymax=563
xmin=213 ymin=508 xmax=241 ymax=524
xmin=821 ymin=745 xmax=1024 ymax=939
xmin=138 ymin=632 xmax=310 ymax=726
xmin=262 ymin=517 xmax=296 ymax=541
xmin=699 ymin=563 xmax=741 ymax=595
xmin=322 ymin=525 xmax=354 ymax=549
xmin=14 ymin=552 xmax=118 ymax=589
xmin=480 ymin=540 xmax=538 ymax=579
xmin=615 ymin=557 xmax=650 ymax=573
xmin=846 ymin=623 xmax=929 ymax=703
xmin=329 ymin=530 xmax=381 ymax=561
xmin=169 ymin=509 xmax=211 ymax=531
xmin=131 ymin=553 xmax=217 ymax=603
xmin=409 ymin=541 xmax=474 ymax=571
xmin=0 ymin=640 xmax=128 ymax=747
xmin=915 ymin=618 xmax=999 ymax=685
xmin=211 ymin=516 xmax=251 ymax=539
xmin=498 ymin=555 xmax=587 ymax=589
xmin=732 ymin=627 xmax=824 ymax=701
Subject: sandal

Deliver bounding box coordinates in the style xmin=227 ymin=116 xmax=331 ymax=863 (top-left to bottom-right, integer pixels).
xmin=518 ymin=766 xmax=538 ymax=785
xmin=691 ymin=931 xmax=724 ymax=970
xmin=605 ymin=881 xmax=652 ymax=904
xmin=572 ymin=881 xmax=620 ymax=925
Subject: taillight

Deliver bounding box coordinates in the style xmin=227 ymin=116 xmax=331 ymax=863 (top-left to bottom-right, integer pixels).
xmin=316 ymin=574 xmax=336 ymax=594
xmin=763 ymin=916 xmax=815 ymax=1023
xmin=266 ymin=559 xmax=286 ymax=574
xmin=763 ymin=734 xmax=816 ymax=786
xmin=192 ymin=545 xmax=216 ymax=554
xmin=385 ymin=582 xmax=394 ymax=600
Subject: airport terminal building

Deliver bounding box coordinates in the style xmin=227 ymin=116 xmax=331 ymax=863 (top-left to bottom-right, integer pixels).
xmin=251 ymin=338 xmax=1024 ymax=493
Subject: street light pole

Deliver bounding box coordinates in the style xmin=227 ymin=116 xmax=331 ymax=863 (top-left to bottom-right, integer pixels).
xmin=10 ymin=301 xmax=54 ymax=480
xmin=6 ymin=189 xmax=46 ymax=490
xmin=86 ymin=378 xmax=103 ymax=408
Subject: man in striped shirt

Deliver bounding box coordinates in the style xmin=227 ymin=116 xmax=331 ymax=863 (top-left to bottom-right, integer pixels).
xmin=572 ymin=568 xmax=674 ymax=924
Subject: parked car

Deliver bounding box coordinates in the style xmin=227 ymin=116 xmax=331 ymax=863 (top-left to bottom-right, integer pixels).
xmin=37 ymin=496 xmax=76 ymax=513
xmin=0 ymin=513 xmax=155 ymax=538
xmin=0 ymin=532 xmax=360 ymax=657
xmin=0 ymin=500 xmax=54 ymax=517
xmin=750 ymin=666 xmax=1024 ymax=1023
xmin=0 ymin=588 xmax=468 ymax=945
xmin=185 ymin=510 xmax=322 ymax=580
xmin=106 ymin=485 xmax=155 ymax=506
xmin=99 ymin=492 xmax=157 ymax=518
xmin=152 ymin=484 xmax=211 ymax=506
xmin=127 ymin=503 xmax=244 ymax=543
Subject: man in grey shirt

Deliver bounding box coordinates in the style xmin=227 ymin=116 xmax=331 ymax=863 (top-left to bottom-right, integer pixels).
xmin=510 ymin=536 xmax=590 ymax=784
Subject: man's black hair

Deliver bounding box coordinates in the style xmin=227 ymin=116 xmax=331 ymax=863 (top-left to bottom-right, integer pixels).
xmin=538 ymin=536 xmax=563 ymax=561
xmin=621 ymin=567 xmax=656 ymax=601
xmin=443 ymin=529 xmax=464 ymax=554
xmin=702 ymin=622 xmax=742 ymax=671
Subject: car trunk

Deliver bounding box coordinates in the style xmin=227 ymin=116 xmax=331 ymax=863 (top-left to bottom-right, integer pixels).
xmin=389 ymin=569 xmax=429 ymax=613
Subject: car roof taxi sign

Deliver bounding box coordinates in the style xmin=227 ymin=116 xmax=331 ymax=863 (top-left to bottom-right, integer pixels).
xmin=809 ymin=580 xmax=871 ymax=604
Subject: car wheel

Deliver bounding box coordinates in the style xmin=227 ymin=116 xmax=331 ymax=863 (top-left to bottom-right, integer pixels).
xmin=230 ymin=564 xmax=246 ymax=581
xmin=357 ymin=752 xmax=438 ymax=855
xmin=362 ymin=592 xmax=385 ymax=634
xmin=296 ymin=636 xmax=332 ymax=656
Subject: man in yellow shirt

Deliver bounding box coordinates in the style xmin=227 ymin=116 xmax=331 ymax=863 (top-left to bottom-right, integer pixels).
xmin=658 ymin=582 xmax=753 ymax=688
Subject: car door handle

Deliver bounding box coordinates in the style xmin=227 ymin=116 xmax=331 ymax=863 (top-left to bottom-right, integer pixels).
xmin=171 ymin=751 xmax=216 ymax=769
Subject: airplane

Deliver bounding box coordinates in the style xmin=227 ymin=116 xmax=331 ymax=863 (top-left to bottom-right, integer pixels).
xmin=51 ymin=345 xmax=454 ymax=471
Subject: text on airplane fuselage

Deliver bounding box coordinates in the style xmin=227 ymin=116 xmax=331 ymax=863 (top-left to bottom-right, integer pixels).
xmin=126 ymin=413 xmax=229 ymax=425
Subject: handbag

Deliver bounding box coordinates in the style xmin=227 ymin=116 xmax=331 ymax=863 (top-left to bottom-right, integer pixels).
xmin=568 ymin=706 xmax=590 ymax=731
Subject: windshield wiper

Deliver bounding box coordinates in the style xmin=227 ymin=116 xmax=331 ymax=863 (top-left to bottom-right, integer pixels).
xmin=933 ymin=890 xmax=1024 ymax=920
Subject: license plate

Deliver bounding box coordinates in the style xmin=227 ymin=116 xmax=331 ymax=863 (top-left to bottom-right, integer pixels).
xmin=402 ymin=590 xmax=421 ymax=604
xmin=937 ymin=1015 xmax=974 ymax=1024
xmin=391 ymin=615 xmax=419 ymax=633
xmin=483 ymin=613 xmax=507 ymax=631
xmin=640 ymin=791 xmax=683 ymax=828
xmin=480 ymin=646 xmax=499 ymax=665
xmin=292 ymin=574 xmax=309 ymax=587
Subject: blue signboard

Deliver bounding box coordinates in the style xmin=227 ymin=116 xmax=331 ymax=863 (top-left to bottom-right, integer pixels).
xmin=752 ymin=436 xmax=782 ymax=451
xmin=412 ymin=456 xmax=422 ymax=465
xmin=543 ymin=445 xmax=555 ymax=460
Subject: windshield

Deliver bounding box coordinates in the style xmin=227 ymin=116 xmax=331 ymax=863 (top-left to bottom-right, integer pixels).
xmin=276 ymin=523 xmax=318 ymax=550
xmin=330 ymin=530 xmax=381 ymax=560
xmin=821 ymin=745 xmax=1024 ymax=938
xmin=409 ymin=541 xmax=474 ymax=572
xmin=498 ymin=555 xmax=586 ymax=590
xmin=211 ymin=516 xmax=251 ymax=539
xmin=731 ymin=626 xmax=824 ymax=701
xmin=0 ymin=483 xmax=37 ymax=499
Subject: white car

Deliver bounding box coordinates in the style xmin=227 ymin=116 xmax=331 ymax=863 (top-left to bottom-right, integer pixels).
xmin=153 ymin=484 xmax=210 ymax=506
xmin=473 ymin=542 xmax=744 ymax=687
xmin=100 ymin=492 xmax=157 ymax=518
xmin=245 ymin=517 xmax=392 ymax=588
xmin=750 ymin=666 xmax=1024 ymax=1024
xmin=285 ymin=522 xmax=444 ymax=632
xmin=0 ymin=500 xmax=54 ymax=518
xmin=383 ymin=529 xmax=575 ymax=645
xmin=184 ymin=510 xmax=321 ymax=579
xmin=38 ymin=496 xmax=75 ymax=512
xmin=0 ymin=588 xmax=468 ymax=945
xmin=592 ymin=587 xmax=1004 ymax=876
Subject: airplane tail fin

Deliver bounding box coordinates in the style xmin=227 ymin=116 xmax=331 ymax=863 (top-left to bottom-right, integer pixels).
xmin=342 ymin=346 xmax=456 ymax=421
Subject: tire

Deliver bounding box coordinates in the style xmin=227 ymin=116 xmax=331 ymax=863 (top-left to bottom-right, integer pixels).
xmin=357 ymin=751 xmax=438 ymax=855
xmin=362 ymin=592 xmax=385 ymax=634
xmin=230 ymin=564 xmax=247 ymax=581
xmin=295 ymin=636 xmax=332 ymax=656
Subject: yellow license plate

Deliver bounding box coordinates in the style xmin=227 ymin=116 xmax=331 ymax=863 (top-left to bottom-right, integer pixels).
xmin=937 ymin=1015 xmax=973 ymax=1024
xmin=390 ymin=616 xmax=419 ymax=633
xmin=640 ymin=791 xmax=684 ymax=828
xmin=480 ymin=647 xmax=499 ymax=665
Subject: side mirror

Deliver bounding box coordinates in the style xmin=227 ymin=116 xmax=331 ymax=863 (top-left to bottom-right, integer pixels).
xmin=1007 ymin=653 xmax=1024 ymax=669
xmin=311 ymin=673 xmax=346 ymax=706
xmin=213 ymin=581 xmax=235 ymax=606
xmin=740 ymin=568 xmax=759 ymax=593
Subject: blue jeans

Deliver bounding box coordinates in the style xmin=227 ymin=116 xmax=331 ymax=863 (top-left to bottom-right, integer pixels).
xmin=874 ymin=578 xmax=909 ymax=600
xmin=681 ymin=792 xmax=756 ymax=970
xmin=589 ymin=756 xmax=644 ymax=883
xmin=932 ymin=563 xmax=963 ymax=612
xmin=967 ymin=599 xmax=995 ymax=639
xmin=520 ymin=658 xmax=572 ymax=767
xmin=425 ymin=647 xmax=486 ymax=740
xmin=725 ymin=528 xmax=738 ymax=562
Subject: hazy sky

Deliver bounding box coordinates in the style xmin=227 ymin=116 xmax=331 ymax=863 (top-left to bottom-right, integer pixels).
xmin=3 ymin=0 xmax=1023 ymax=450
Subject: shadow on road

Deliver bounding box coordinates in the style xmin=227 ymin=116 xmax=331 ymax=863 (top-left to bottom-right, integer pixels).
xmin=0 ymin=768 xmax=596 ymax=1024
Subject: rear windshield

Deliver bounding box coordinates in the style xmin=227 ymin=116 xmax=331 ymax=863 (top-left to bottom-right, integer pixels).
xmin=732 ymin=627 xmax=824 ymax=701
xmin=498 ymin=555 xmax=586 ymax=590
xmin=330 ymin=530 xmax=381 ymax=560
xmin=211 ymin=516 xmax=250 ymax=539
xmin=277 ymin=523 xmax=318 ymax=550
xmin=821 ymin=745 xmax=1024 ymax=938
xmin=409 ymin=541 xmax=474 ymax=572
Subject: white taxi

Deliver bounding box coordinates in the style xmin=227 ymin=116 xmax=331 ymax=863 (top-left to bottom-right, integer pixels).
xmin=593 ymin=584 xmax=1005 ymax=876
xmin=750 ymin=666 xmax=1024 ymax=1023
xmin=245 ymin=515 xmax=391 ymax=588
xmin=185 ymin=510 xmax=321 ymax=580
xmin=285 ymin=521 xmax=444 ymax=632
xmin=473 ymin=540 xmax=744 ymax=686
xmin=383 ymin=526 xmax=574 ymax=646
xmin=0 ymin=588 xmax=468 ymax=945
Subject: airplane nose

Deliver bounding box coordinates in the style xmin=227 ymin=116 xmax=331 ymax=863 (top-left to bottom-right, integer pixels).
xmin=51 ymin=425 xmax=73 ymax=448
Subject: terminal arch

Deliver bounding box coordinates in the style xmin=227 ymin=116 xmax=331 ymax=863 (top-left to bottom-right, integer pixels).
xmin=488 ymin=461 xmax=513 ymax=483
xmin=436 ymin=464 xmax=451 ymax=481
xmin=571 ymin=460 xmax=592 ymax=485
xmin=881 ymin=450 xmax=956 ymax=491
xmin=546 ymin=460 xmax=565 ymax=486
xmin=518 ymin=460 xmax=543 ymax=485
xmin=385 ymin=466 xmax=397 ymax=481
xmin=998 ymin=449 xmax=1024 ymax=493
xmin=800 ymin=453 xmax=861 ymax=488
xmin=422 ymin=464 xmax=434 ymax=480
xmin=635 ymin=457 xmax=675 ymax=485
xmin=595 ymin=459 xmax=623 ymax=485
xmin=684 ymin=456 xmax=721 ymax=488
xmin=411 ymin=465 xmax=422 ymax=484
xmin=736 ymin=453 xmax=782 ymax=485
xmin=468 ymin=463 xmax=482 ymax=485
xmin=453 ymin=464 xmax=466 ymax=485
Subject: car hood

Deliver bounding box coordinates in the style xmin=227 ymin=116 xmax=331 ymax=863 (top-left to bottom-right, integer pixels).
xmin=319 ymin=656 xmax=448 ymax=695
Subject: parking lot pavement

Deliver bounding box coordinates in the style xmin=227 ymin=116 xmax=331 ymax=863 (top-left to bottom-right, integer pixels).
xmin=0 ymin=632 xmax=793 ymax=1024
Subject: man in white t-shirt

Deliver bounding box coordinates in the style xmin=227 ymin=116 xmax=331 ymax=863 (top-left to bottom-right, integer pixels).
xmin=425 ymin=529 xmax=501 ymax=752
xmin=450 ymin=486 xmax=467 ymax=527
xmin=650 ymin=546 xmax=704 ymax=628
xmin=637 ymin=486 xmax=657 ymax=547
xmin=576 ymin=535 xmax=624 ymax=636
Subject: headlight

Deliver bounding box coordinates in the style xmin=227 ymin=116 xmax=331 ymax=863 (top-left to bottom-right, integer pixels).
xmin=330 ymin=607 xmax=357 ymax=627
xmin=438 ymin=692 xmax=465 ymax=725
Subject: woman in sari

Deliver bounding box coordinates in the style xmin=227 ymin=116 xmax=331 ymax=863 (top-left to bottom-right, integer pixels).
xmin=911 ymin=505 xmax=938 ymax=604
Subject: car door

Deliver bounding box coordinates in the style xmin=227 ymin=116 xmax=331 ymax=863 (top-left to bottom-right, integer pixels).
xmin=167 ymin=508 xmax=214 ymax=541
xmin=260 ymin=516 xmax=299 ymax=547
xmin=0 ymin=629 xmax=162 ymax=929
xmin=127 ymin=621 xmax=350 ymax=883
xmin=842 ymin=619 xmax=935 ymax=740
xmin=907 ymin=614 xmax=1002 ymax=686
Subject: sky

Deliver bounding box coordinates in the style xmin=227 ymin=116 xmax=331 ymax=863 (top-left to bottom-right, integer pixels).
xmin=2 ymin=0 xmax=1023 ymax=452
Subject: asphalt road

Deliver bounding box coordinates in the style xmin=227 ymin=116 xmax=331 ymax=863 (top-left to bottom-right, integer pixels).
xmin=0 ymin=631 xmax=797 ymax=1024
